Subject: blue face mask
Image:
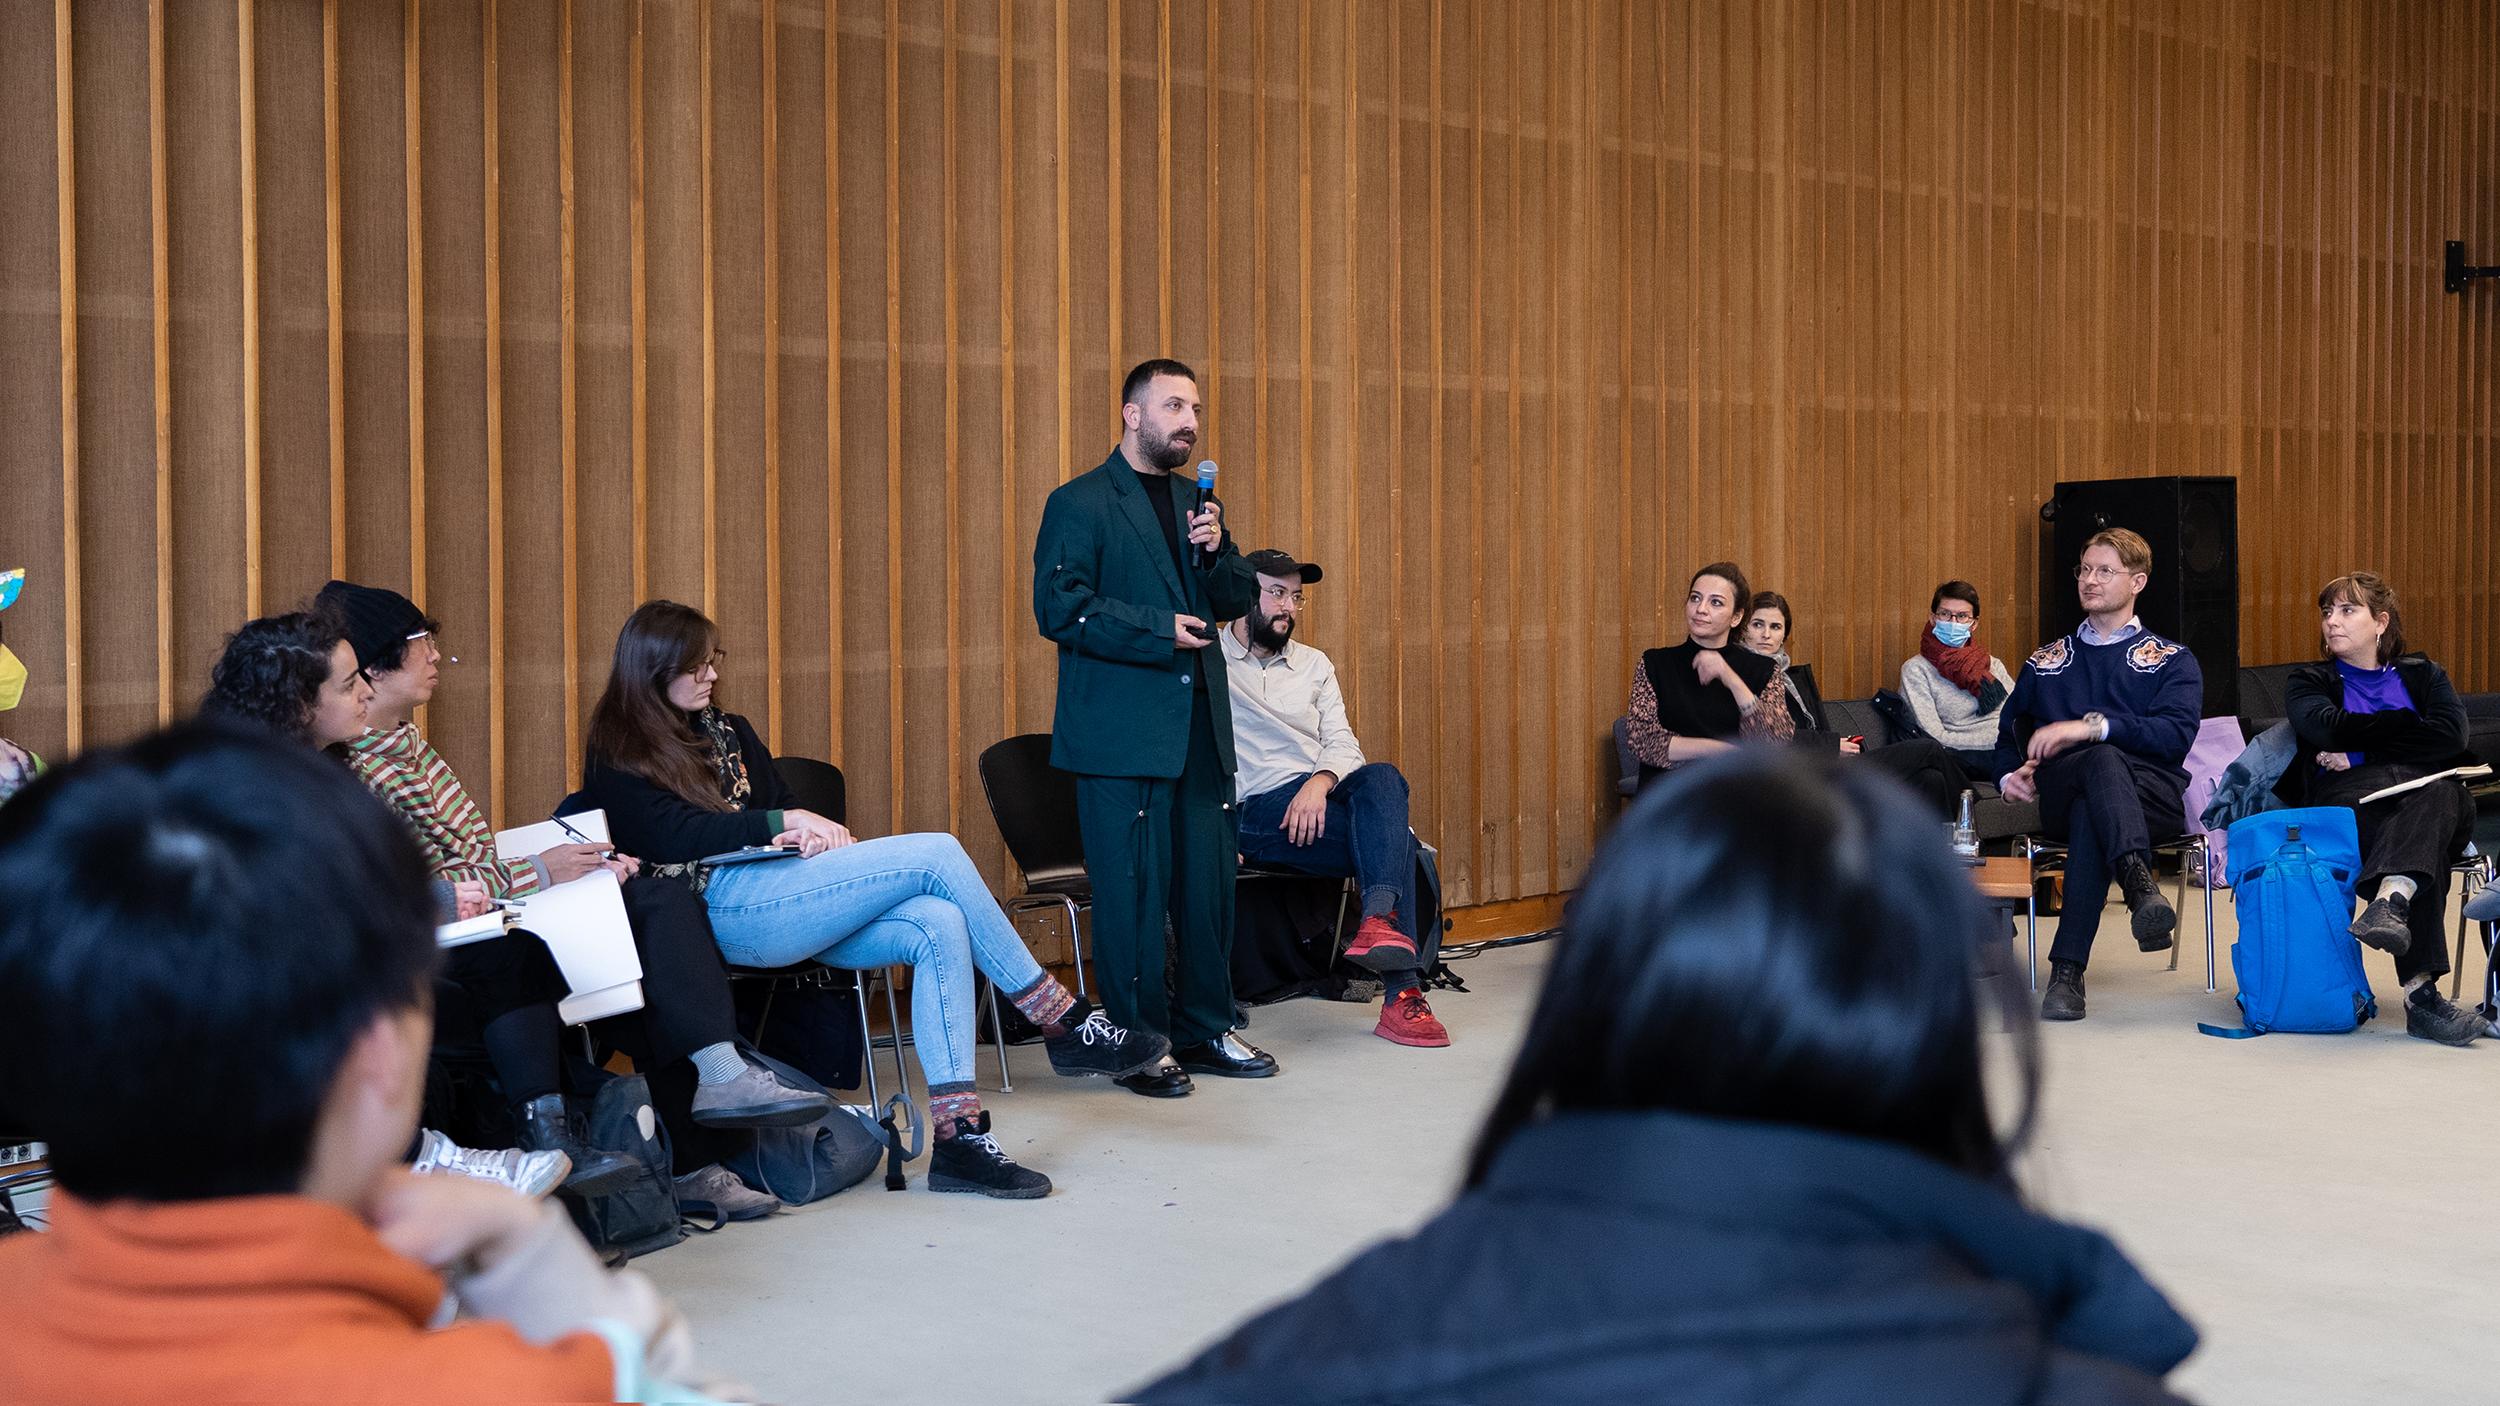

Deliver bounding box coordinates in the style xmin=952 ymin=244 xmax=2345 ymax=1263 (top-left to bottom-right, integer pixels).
xmin=1932 ymin=619 xmax=1974 ymax=648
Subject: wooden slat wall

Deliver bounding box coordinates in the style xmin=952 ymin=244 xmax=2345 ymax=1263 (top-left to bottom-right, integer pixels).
xmin=2 ymin=0 xmax=2495 ymax=907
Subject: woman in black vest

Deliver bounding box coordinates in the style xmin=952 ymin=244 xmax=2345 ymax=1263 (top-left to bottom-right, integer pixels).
xmin=1743 ymin=589 xmax=1970 ymax=817
xmin=1623 ymin=562 xmax=1790 ymax=790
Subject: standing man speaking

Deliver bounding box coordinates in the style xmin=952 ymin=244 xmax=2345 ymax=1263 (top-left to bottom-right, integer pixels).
xmin=1032 ymin=359 xmax=1280 ymax=1097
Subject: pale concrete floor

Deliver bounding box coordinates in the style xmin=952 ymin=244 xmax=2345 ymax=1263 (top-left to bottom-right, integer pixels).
xmin=647 ymin=892 xmax=2496 ymax=1405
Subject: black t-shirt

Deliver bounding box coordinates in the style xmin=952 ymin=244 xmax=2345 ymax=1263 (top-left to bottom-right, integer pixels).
xmin=1135 ymin=467 xmax=1188 ymax=578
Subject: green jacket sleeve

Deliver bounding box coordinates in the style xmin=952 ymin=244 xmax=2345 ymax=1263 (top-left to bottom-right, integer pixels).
xmin=1033 ymin=482 xmax=1178 ymax=664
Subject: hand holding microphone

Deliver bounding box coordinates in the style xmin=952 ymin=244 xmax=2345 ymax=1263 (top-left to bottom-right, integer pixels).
xmin=1188 ymin=460 xmax=1223 ymax=561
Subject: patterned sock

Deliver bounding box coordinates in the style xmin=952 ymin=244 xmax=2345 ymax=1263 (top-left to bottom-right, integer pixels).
xmin=1010 ymin=975 xmax=1077 ymax=1032
xmin=690 ymin=1041 xmax=745 ymax=1085
xmin=929 ymin=1087 xmax=983 ymax=1137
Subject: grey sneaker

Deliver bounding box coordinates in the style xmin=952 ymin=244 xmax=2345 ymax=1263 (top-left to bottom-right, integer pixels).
xmin=2349 ymin=894 xmax=2413 ymax=955
xmin=674 ymin=1162 xmax=780 ymax=1221
xmin=691 ymin=1059 xmax=833 ymax=1128
xmin=410 ymin=1127 xmax=569 ymax=1199
xmin=2404 ymin=988 xmax=2486 ymax=1047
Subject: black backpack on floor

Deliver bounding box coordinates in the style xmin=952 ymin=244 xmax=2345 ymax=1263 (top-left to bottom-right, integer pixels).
xmin=561 ymin=1071 xmax=689 ymax=1263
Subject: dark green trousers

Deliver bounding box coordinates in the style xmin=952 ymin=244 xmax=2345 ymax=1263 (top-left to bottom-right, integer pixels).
xmin=1072 ymin=688 xmax=1240 ymax=1045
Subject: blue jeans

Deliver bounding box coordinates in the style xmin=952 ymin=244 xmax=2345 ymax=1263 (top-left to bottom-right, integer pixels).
xmin=700 ymin=833 xmax=1049 ymax=1094
xmin=1237 ymin=763 xmax=1423 ymax=989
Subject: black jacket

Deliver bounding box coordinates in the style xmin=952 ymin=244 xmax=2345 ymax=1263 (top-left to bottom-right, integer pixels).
xmin=578 ymin=710 xmax=795 ymax=867
xmin=2278 ymin=654 xmax=2473 ymax=805
xmin=1138 ymin=1111 xmax=2196 ymax=1406
xmin=1031 ymin=448 xmax=1260 ymax=778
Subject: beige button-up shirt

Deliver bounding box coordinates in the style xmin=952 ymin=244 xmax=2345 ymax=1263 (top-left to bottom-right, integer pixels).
xmin=1219 ymin=623 xmax=1368 ymax=802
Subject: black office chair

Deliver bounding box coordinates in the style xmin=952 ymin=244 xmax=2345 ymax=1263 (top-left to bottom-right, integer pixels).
xmin=978 ymin=734 xmax=1095 ymax=998
xmin=767 ymin=754 xmax=1010 ymax=1091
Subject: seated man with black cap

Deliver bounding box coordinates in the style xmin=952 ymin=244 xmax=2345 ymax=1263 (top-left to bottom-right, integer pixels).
xmin=1220 ymin=549 xmax=1449 ymax=1047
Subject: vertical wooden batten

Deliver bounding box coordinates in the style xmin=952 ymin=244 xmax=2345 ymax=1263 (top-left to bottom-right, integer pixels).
xmin=824 ymin=0 xmax=844 ymax=759
xmin=558 ymin=0 xmax=582 ymax=784
xmin=482 ymin=0 xmax=506 ymax=825
xmin=151 ymin=0 xmax=176 ymax=725
xmin=699 ymin=0 xmax=718 ymax=616
xmin=629 ymin=0 xmax=649 ymax=599
xmin=760 ymin=0 xmax=782 ymax=749
xmin=996 ymin=0 xmax=1018 ymax=741
xmin=54 ymin=0 xmax=83 ymax=753
xmin=238 ymin=0 xmax=263 ymax=616
xmin=322 ymin=0 xmax=345 ymax=581
xmin=404 ymin=0 xmax=427 ymax=612
xmin=941 ymin=0 xmax=964 ymax=833
xmin=882 ymin=0 xmax=904 ymax=832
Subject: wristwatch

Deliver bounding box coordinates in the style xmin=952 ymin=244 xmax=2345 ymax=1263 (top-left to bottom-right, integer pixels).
xmin=2081 ymin=711 xmax=2109 ymax=741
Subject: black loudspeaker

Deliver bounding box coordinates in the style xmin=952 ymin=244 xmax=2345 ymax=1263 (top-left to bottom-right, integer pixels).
xmin=2040 ymin=475 xmax=2238 ymax=719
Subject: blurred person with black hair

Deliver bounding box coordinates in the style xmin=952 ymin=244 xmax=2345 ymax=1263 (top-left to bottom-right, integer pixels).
xmin=1139 ymin=749 xmax=2196 ymax=1404
xmin=0 ymin=724 xmax=721 ymax=1402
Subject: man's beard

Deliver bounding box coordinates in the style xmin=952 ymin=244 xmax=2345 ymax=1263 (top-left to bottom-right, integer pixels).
xmin=1137 ymin=425 xmax=1193 ymax=470
xmin=1248 ymin=611 xmax=1295 ymax=652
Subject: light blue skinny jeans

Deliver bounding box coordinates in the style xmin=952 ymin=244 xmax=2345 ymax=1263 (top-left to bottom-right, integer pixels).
xmin=700 ymin=832 xmax=1050 ymax=1093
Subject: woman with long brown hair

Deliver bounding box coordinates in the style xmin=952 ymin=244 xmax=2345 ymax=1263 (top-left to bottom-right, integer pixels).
xmin=2283 ymin=571 xmax=2484 ymax=1045
xmin=579 ymin=601 xmax=1171 ymax=1199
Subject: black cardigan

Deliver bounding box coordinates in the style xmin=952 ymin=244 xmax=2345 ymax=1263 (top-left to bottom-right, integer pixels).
xmin=2279 ymin=654 xmax=2472 ymax=804
xmin=578 ymin=710 xmax=796 ymax=866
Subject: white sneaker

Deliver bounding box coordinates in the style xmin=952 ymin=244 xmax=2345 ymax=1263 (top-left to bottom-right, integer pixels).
xmin=411 ymin=1127 xmax=570 ymax=1199
xmin=673 ymin=1162 xmax=780 ymax=1222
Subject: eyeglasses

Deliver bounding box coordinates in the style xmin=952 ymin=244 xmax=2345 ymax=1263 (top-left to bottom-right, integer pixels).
xmin=2073 ymin=565 xmax=2134 ymax=583
xmin=678 ymin=650 xmax=727 ymax=677
xmin=1931 ymin=610 xmax=1976 ymax=624
xmin=1258 ymin=586 xmax=1306 ymax=605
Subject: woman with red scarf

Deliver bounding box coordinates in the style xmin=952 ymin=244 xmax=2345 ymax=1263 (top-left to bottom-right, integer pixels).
xmin=1898 ymin=580 xmax=2016 ymax=775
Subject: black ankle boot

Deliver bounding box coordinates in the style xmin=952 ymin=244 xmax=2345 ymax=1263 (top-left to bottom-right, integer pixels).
xmin=2040 ymin=959 xmax=2087 ymax=1021
xmin=512 ymin=1094 xmax=640 ymax=1197
xmin=2349 ymin=892 xmax=2413 ymax=955
xmin=2115 ymin=853 xmax=2176 ymax=952
xmin=926 ymin=1112 xmax=1053 ymax=1199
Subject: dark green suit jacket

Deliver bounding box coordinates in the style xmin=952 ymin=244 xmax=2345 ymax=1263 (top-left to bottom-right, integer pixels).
xmin=1033 ymin=447 xmax=1259 ymax=778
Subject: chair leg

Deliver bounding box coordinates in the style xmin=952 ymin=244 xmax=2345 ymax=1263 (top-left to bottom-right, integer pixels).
xmin=2456 ymin=861 xmax=2491 ymax=1000
xmin=2166 ymin=848 xmax=2185 ymax=974
xmin=871 ymin=969 xmax=916 ymax=1109
xmin=2199 ymin=837 xmax=2218 ymax=994
xmin=980 ymin=976 xmax=1014 ymax=1093
xmin=2023 ymin=836 xmax=2040 ymax=993
xmin=1325 ymin=882 xmax=1356 ymax=968
xmin=851 ymin=979 xmax=880 ymax=1109
xmin=1058 ymin=896 xmax=1088 ymax=998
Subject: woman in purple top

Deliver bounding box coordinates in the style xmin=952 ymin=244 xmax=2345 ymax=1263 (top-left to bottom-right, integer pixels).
xmin=2282 ymin=572 xmax=2484 ymax=1045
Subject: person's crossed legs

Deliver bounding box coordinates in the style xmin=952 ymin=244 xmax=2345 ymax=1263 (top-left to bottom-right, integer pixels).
xmin=2035 ymin=743 xmax=2185 ymax=1022
xmin=1237 ymin=763 xmax=1448 ymax=1046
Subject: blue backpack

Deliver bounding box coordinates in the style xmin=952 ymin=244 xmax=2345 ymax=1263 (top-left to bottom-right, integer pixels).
xmin=2199 ymin=807 xmax=2376 ymax=1038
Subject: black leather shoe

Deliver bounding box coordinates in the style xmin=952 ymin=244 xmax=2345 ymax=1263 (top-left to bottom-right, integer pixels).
xmin=1114 ymin=1057 xmax=1195 ymax=1098
xmin=1173 ymin=1033 xmax=1280 ymax=1078
xmin=2039 ymin=959 xmax=2087 ymax=1022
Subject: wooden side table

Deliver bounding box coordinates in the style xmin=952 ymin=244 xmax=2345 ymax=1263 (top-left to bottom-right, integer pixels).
xmin=1969 ymin=856 xmax=2035 ymax=1002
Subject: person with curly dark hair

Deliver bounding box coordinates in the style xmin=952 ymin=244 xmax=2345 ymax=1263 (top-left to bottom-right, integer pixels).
xmin=199 ymin=611 xmax=372 ymax=749
xmin=199 ymin=610 xmax=636 ymax=1198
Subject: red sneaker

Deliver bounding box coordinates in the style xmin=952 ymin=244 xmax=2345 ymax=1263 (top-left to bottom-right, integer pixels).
xmin=1375 ymin=989 xmax=1450 ymax=1047
xmin=1342 ymin=914 xmax=1418 ymax=973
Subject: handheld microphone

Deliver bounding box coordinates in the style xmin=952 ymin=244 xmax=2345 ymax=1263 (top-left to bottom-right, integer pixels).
xmin=1194 ymin=461 xmax=1219 ymax=564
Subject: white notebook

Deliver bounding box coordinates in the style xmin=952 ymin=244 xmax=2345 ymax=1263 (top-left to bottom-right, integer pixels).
xmin=491 ymin=809 xmax=647 ymax=1024
xmin=2356 ymin=764 xmax=2493 ymax=806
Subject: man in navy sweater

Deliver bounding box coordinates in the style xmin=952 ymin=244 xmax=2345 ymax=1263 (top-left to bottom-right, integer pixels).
xmin=1995 ymin=528 xmax=2203 ymax=1021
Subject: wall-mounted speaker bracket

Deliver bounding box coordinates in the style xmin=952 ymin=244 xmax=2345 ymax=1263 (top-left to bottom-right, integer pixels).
xmin=2447 ymin=241 xmax=2498 ymax=294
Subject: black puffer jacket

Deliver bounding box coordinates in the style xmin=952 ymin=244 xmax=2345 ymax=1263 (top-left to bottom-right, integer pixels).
xmin=1137 ymin=1111 xmax=2197 ymax=1405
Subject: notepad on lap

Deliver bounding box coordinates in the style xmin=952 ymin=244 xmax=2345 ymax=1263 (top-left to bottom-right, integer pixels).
xmin=491 ymin=809 xmax=647 ymax=1023
xmin=2356 ymin=764 xmax=2493 ymax=806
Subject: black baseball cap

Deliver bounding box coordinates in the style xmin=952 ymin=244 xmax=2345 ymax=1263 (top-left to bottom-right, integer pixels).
xmin=1243 ymin=548 xmax=1323 ymax=584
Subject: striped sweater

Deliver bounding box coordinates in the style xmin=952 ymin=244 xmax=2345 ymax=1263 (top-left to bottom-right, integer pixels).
xmin=345 ymin=722 xmax=550 ymax=899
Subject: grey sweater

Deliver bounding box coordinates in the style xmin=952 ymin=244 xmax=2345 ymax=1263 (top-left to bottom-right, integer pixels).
xmin=1898 ymin=653 xmax=2016 ymax=751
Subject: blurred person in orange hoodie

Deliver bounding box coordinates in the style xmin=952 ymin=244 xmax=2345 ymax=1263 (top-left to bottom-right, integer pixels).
xmin=0 ymin=722 xmax=727 ymax=1404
